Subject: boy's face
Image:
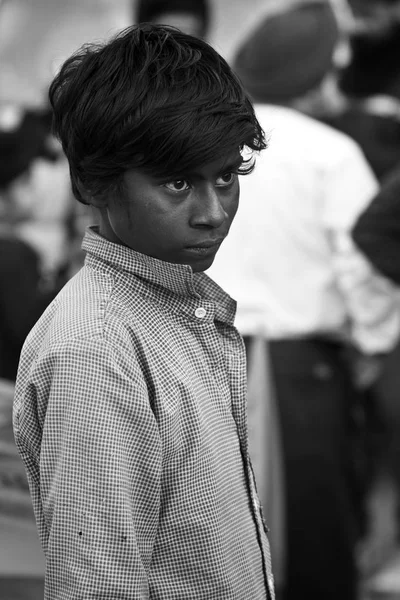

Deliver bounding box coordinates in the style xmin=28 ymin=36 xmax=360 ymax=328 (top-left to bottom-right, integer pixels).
xmin=95 ymin=152 xmax=241 ymax=272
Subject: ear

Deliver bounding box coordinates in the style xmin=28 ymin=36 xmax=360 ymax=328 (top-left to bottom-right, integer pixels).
xmin=88 ymin=194 xmax=109 ymax=209
xmin=75 ymin=178 xmax=109 ymax=208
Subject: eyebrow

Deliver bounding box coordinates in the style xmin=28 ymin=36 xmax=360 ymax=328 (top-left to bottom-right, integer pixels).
xmin=149 ymin=154 xmax=244 ymax=183
xmin=180 ymin=156 xmax=244 ymax=179
xmin=220 ymin=156 xmax=245 ymax=173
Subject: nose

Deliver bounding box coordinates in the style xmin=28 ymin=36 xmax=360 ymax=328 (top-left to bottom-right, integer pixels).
xmin=190 ymin=184 xmax=228 ymax=229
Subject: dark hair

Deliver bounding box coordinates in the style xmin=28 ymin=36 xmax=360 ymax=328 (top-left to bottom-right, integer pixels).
xmin=136 ymin=0 xmax=210 ymax=38
xmin=49 ymin=24 xmax=266 ymax=205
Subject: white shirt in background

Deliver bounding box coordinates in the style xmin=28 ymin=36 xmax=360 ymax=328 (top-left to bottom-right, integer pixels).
xmin=209 ymin=104 xmax=400 ymax=355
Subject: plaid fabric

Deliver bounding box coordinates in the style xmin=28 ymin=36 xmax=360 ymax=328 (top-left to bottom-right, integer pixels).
xmin=13 ymin=226 xmax=274 ymax=599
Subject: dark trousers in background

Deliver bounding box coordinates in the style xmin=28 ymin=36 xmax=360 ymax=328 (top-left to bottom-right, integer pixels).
xmin=372 ymin=337 xmax=400 ymax=497
xmin=268 ymin=338 xmax=360 ymax=600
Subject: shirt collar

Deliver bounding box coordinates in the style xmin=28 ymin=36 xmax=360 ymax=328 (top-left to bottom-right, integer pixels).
xmin=82 ymin=226 xmax=237 ymax=325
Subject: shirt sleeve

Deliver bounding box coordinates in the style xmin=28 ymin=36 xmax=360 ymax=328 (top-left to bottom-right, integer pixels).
xmin=25 ymin=337 xmax=162 ymax=599
xmin=322 ymin=142 xmax=400 ymax=354
xmin=352 ymin=168 xmax=400 ymax=286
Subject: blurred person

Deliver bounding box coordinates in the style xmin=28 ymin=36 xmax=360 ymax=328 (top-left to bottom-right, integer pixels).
xmin=0 ymin=103 xmax=74 ymax=283
xmin=0 ymin=234 xmax=53 ymax=382
xmin=0 ymin=105 xmax=67 ymax=381
xmin=351 ymin=168 xmax=400 ymax=574
xmin=328 ymin=0 xmax=400 ymax=570
xmin=312 ymin=4 xmax=400 ymax=554
xmin=134 ymin=0 xmax=210 ymax=38
xmin=323 ymin=0 xmax=400 ymax=181
xmin=13 ymin=24 xmax=276 ymax=600
xmin=353 ymin=167 xmax=400 ymax=285
xmin=324 ymin=105 xmax=400 ymax=181
xmin=339 ymin=0 xmax=400 ymax=100
xmin=259 ymin=1 xmax=400 ymax=182
xmin=209 ymin=3 xmax=400 ymax=599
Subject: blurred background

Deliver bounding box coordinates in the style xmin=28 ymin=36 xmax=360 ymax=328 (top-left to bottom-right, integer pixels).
xmin=2 ymin=0 xmax=400 ymax=598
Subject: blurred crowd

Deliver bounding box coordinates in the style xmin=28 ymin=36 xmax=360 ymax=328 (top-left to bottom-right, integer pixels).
xmin=2 ymin=0 xmax=400 ymax=599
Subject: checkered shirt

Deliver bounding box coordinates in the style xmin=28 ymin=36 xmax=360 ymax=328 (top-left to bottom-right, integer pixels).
xmin=13 ymin=226 xmax=275 ymax=599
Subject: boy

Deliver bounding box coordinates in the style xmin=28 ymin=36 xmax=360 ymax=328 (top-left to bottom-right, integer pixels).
xmin=13 ymin=24 xmax=273 ymax=599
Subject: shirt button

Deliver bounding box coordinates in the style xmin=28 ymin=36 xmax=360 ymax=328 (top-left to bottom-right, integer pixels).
xmin=195 ymin=307 xmax=207 ymax=319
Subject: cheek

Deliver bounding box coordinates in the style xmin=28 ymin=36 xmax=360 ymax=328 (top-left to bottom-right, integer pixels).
xmin=113 ymin=202 xmax=173 ymax=244
xmin=229 ymin=183 xmax=240 ymax=220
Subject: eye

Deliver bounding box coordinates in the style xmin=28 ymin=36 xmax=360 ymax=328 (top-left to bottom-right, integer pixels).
xmin=164 ymin=180 xmax=190 ymax=193
xmin=216 ymin=172 xmax=236 ymax=187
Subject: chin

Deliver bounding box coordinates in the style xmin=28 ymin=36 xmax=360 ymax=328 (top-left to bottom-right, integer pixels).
xmin=191 ymin=256 xmax=216 ymax=273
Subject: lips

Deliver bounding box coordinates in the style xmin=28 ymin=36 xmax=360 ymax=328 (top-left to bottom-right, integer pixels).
xmin=183 ymin=239 xmax=224 ymax=258
xmin=185 ymin=238 xmax=224 ymax=249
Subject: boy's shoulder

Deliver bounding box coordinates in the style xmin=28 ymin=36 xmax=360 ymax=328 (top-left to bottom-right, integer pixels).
xmin=23 ymin=252 xmax=175 ymax=367
xmin=24 ymin=265 xmax=121 ymax=360
xmin=15 ymin=263 xmax=155 ymax=404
